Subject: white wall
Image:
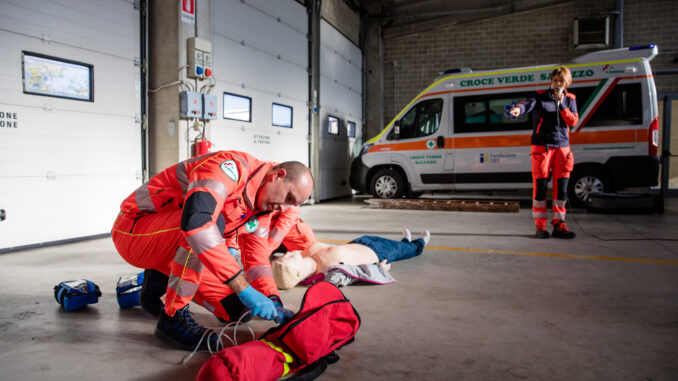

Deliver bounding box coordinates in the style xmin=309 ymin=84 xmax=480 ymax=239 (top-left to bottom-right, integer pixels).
xmin=209 ymin=0 xmax=309 ymax=164
xmin=0 ymin=0 xmax=142 ymax=249
xmin=318 ymin=19 xmax=363 ymax=200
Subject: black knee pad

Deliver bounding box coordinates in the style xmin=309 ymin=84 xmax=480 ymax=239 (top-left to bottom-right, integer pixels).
xmin=535 ymin=178 xmax=548 ymax=200
xmin=219 ymin=293 xmax=252 ymax=323
xmin=557 ymin=178 xmax=569 ymax=201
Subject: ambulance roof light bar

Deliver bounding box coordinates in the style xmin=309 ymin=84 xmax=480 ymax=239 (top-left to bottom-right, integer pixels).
xmin=571 ymin=44 xmax=658 ymax=63
xmin=629 ymin=45 xmax=656 ymax=50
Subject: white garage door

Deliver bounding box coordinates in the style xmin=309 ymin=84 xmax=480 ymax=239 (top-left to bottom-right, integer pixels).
xmin=210 ymin=0 xmax=309 ymax=165
xmin=318 ymin=19 xmax=362 ymax=200
xmin=0 ymin=0 xmax=142 ymax=250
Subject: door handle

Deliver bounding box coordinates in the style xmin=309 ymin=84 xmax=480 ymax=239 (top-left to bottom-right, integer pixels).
xmin=437 ymin=136 xmax=444 ymax=148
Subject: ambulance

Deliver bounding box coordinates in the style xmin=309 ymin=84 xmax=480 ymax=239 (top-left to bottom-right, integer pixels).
xmin=350 ymin=45 xmax=660 ymax=206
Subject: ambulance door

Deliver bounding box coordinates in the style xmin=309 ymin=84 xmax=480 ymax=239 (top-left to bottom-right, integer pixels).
xmin=391 ymin=97 xmax=452 ymax=191
xmin=451 ymin=92 xmax=533 ymax=190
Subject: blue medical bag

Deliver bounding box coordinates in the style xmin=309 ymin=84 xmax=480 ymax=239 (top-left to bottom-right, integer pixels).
xmin=54 ymin=279 xmax=101 ymax=311
xmin=116 ymin=271 xmax=145 ymax=308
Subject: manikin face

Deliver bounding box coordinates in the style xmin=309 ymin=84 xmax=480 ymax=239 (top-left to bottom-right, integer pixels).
xmin=279 ymin=250 xmax=315 ymax=279
xmin=280 ymin=250 xmax=304 ymax=269
xmin=256 ymin=169 xmax=313 ymax=211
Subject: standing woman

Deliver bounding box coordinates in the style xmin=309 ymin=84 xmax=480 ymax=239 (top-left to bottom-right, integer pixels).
xmin=510 ymin=67 xmax=578 ymax=239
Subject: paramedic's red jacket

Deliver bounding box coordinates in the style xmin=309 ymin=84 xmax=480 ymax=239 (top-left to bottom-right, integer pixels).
xmin=516 ymin=90 xmax=579 ymax=146
xmin=239 ymin=207 xmax=316 ymax=298
xmin=119 ymin=151 xmax=273 ymax=284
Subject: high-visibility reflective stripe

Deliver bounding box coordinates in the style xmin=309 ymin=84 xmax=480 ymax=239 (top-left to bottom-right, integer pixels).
xmin=202 ymin=301 xmax=216 ymax=313
xmin=231 ymin=153 xmax=249 ymax=172
xmin=168 ymin=274 xmax=199 ymax=297
xmin=252 ymin=225 xmax=270 ymax=238
xmin=260 ymin=340 xmax=293 ymax=377
xmin=533 ymin=211 xmax=548 ymax=219
xmin=533 ymin=200 xmax=547 ymax=208
xmin=176 ymin=163 xmax=189 ymax=191
xmin=188 ymin=179 xmax=228 ymax=201
xmin=174 ymin=246 xmax=204 ymax=273
xmin=553 ymin=211 xmax=566 ymax=221
xmin=553 ymin=200 xmax=567 ymax=208
xmin=246 ymin=265 xmax=273 ymax=282
xmin=269 ymin=228 xmax=285 ymax=243
xmin=186 ymin=224 xmax=224 ymax=255
xmin=134 ymin=183 xmax=156 ymax=212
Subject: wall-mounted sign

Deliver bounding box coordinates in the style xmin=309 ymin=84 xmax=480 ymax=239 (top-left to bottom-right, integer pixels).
xmin=181 ymin=0 xmax=195 ymax=25
xmin=0 ymin=112 xmax=18 ymax=129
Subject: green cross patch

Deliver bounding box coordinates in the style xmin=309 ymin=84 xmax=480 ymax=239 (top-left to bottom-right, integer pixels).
xmin=426 ymin=139 xmax=436 ymax=149
xmin=245 ymin=218 xmax=259 ymax=233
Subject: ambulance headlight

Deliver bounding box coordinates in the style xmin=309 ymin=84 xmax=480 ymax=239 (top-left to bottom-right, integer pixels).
xmin=360 ymin=144 xmax=374 ymax=156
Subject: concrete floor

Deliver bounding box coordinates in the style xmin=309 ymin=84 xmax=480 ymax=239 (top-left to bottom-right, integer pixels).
xmin=1 ymin=195 xmax=677 ymax=380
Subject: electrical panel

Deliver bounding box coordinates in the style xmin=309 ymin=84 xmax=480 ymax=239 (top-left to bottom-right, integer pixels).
xmin=187 ymin=37 xmax=212 ymax=79
xmin=202 ymin=94 xmax=217 ymax=120
xmin=180 ymin=91 xmax=203 ymax=118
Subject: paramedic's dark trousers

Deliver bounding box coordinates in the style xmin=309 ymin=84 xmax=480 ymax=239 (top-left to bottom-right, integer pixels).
xmin=531 ymin=145 xmax=574 ymax=228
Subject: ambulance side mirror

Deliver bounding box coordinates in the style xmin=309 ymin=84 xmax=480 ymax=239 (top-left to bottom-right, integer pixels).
xmin=393 ymin=121 xmax=400 ymax=140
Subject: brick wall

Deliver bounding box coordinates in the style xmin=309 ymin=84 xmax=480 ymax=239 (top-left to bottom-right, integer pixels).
xmin=365 ymin=0 xmax=678 ymax=138
xmin=625 ymin=0 xmax=678 ymax=94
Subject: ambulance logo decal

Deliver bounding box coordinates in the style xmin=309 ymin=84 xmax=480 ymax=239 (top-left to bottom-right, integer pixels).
xmin=426 ymin=139 xmax=436 ymax=149
xmin=245 ymin=218 xmax=259 ymax=233
xmin=220 ymin=160 xmax=239 ymax=181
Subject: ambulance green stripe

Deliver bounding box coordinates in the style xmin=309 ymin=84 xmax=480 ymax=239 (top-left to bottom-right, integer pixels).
xmin=578 ymin=78 xmax=608 ymax=117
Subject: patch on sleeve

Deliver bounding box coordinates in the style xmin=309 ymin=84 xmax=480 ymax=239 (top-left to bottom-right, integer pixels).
xmin=220 ymin=160 xmax=239 ymax=182
xmin=245 ymin=218 xmax=259 ymax=233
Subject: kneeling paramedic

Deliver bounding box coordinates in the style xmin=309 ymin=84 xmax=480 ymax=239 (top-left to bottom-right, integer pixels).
xmin=111 ymin=151 xmax=313 ymax=350
xmin=510 ymin=66 xmax=578 ymax=239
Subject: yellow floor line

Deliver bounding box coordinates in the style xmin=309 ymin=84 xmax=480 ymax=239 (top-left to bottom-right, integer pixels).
xmin=316 ymin=238 xmax=678 ymax=265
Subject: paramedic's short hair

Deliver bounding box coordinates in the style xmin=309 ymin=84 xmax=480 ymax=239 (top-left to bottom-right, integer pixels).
xmin=272 ymin=257 xmax=304 ymax=290
xmin=550 ymin=66 xmax=572 ymax=87
xmin=273 ymin=161 xmax=313 ymax=184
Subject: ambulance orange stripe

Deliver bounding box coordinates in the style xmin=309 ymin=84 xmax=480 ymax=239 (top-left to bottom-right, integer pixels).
xmin=368 ymin=128 xmax=646 ymax=152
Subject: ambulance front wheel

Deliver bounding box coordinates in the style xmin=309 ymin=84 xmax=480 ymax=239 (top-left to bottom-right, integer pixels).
xmin=568 ymin=168 xmax=610 ymax=208
xmin=370 ymin=169 xmax=406 ymax=199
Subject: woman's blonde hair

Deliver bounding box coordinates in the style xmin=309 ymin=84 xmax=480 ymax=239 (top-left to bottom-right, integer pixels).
xmin=272 ymin=258 xmax=304 ymax=290
xmin=550 ymin=66 xmax=572 ymax=87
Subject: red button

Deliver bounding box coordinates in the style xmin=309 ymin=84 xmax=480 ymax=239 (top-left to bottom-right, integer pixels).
xmin=205 ymin=68 xmax=212 ymax=77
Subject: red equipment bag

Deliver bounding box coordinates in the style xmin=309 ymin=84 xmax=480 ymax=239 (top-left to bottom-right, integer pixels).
xmin=197 ymin=281 xmax=360 ymax=381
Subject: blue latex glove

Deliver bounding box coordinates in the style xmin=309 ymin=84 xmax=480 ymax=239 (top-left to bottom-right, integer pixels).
xmin=272 ymin=301 xmax=294 ymax=325
xmin=228 ymin=247 xmax=238 ymax=257
xmin=237 ymin=286 xmax=277 ymax=320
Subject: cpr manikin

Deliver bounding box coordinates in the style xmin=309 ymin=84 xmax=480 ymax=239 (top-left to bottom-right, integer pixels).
xmin=273 ymin=229 xmax=431 ymax=289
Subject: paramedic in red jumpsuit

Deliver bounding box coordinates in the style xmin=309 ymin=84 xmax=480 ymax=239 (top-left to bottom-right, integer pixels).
xmin=111 ymin=151 xmax=313 ymax=350
xmin=510 ymin=66 xmax=578 ymax=239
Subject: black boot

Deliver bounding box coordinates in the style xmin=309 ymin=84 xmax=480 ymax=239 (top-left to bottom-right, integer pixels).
xmin=552 ymin=221 xmax=576 ymax=239
xmin=154 ymin=305 xmax=218 ymax=351
xmin=535 ymin=226 xmax=550 ymax=239
xmin=140 ymin=269 xmax=168 ymax=317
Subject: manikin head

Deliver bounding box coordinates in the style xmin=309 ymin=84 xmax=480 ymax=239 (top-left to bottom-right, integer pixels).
xmin=272 ymin=251 xmax=315 ymax=290
xmin=550 ymin=66 xmax=572 ymax=92
xmin=256 ymin=161 xmax=313 ymax=211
